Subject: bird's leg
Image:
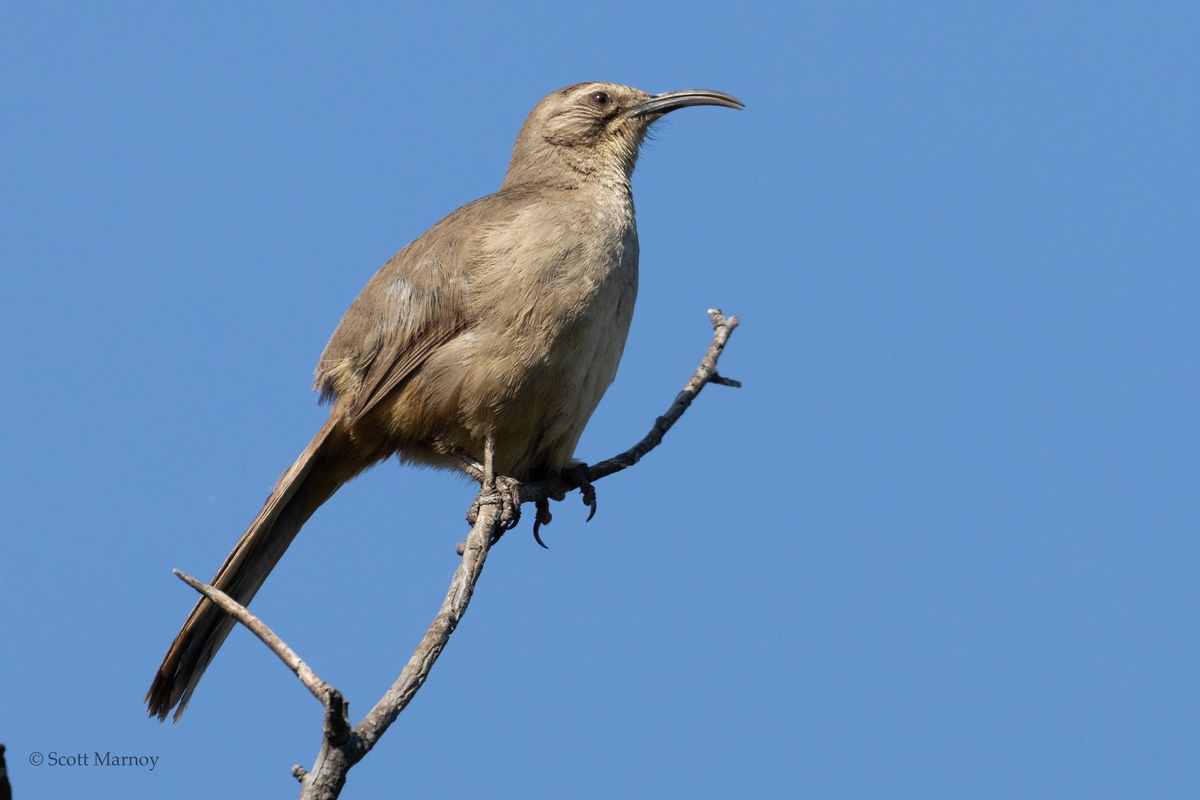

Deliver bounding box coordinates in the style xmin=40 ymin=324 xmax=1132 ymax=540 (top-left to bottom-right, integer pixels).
xmin=465 ymin=435 xmax=523 ymax=536
xmin=452 ymin=450 xmax=486 ymax=483
xmin=461 ymin=448 xmax=487 ymax=528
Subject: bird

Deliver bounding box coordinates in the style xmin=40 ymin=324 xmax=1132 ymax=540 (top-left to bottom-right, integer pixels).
xmin=147 ymin=81 xmax=743 ymax=721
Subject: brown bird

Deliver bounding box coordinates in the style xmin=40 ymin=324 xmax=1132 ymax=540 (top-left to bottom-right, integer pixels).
xmin=147 ymin=82 xmax=743 ymax=721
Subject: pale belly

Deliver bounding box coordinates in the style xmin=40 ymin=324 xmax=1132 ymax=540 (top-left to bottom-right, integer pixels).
xmin=380 ymin=198 xmax=639 ymax=478
xmin=395 ymin=247 xmax=636 ymax=478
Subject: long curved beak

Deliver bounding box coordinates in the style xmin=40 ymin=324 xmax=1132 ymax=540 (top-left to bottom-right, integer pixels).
xmin=628 ymin=88 xmax=745 ymax=117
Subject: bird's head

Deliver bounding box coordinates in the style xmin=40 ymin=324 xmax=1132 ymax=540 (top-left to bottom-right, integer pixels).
xmin=503 ymin=82 xmax=743 ymax=189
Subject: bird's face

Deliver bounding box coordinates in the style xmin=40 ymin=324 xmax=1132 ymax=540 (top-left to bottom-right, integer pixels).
xmin=517 ymin=83 xmax=654 ymax=183
xmin=539 ymin=83 xmax=653 ymax=149
xmin=503 ymin=82 xmax=743 ymax=188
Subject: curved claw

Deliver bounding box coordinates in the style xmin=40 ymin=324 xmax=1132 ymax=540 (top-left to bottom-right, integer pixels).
xmin=567 ymin=462 xmax=598 ymax=522
xmin=582 ymin=485 xmax=597 ymax=522
xmin=531 ymin=498 xmax=552 ymax=549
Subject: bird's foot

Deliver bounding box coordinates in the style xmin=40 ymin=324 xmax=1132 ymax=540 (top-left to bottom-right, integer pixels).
xmin=530 ymin=461 xmax=597 ymax=547
xmin=565 ymin=461 xmax=598 ymax=522
xmin=463 ymin=435 xmax=522 ymax=540
xmin=461 ymin=452 xmax=597 ymax=549
xmin=466 ymin=474 xmax=523 ymax=540
xmin=493 ymin=475 xmax=523 ymax=532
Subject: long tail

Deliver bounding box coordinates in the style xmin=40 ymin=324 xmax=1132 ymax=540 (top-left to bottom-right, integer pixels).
xmin=146 ymin=417 xmax=373 ymax=721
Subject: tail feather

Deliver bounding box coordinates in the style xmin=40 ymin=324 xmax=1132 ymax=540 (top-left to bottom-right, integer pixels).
xmin=146 ymin=418 xmax=369 ymax=721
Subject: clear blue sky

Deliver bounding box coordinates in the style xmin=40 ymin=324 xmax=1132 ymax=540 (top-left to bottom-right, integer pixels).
xmin=3 ymin=2 xmax=1197 ymax=798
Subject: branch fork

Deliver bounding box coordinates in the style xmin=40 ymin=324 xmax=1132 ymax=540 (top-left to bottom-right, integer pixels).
xmin=172 ymin=309 xmax=740 ymax=800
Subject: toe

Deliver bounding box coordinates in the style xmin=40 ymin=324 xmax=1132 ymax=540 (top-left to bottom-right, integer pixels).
xmin=531 ymin=497 xmax=552 ymax=548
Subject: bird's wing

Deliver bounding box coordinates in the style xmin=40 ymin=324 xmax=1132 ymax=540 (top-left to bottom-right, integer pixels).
xmin=346 ymin=311 xmax=466 ymax=422
xmin=314 ymin=190 xmax=525 ymax=421
xmin=315 ymin=243 xmax=470 ymax=420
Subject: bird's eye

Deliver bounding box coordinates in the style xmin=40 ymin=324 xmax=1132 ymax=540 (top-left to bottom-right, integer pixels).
xmin=590 ymin=91 xmax=610 ymax=106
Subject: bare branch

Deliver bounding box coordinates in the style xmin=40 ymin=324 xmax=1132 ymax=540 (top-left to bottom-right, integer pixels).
xmin=589 ymin=307 xmax=740 ymax=479
xmin=297 ymin=501 xmax=503 ymax=800
xmin=358 ymin=502 xmax=499 ymax=747
xmin=172 ymin=570 xmax=342 ymax=717
xmin=519 ymin=308 xmax=741 ymax=501
xmin=177 ymin=309 xmax=740 ymax=799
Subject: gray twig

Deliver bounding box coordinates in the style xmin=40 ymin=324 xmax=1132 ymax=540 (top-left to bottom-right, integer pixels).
xmin=172 ymin=570 xmax=351 ymax=745
xmin=297 ymin=500 xmax=501 ymax=800
xmin=513 ymin=307 xmax=741 ymax=502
